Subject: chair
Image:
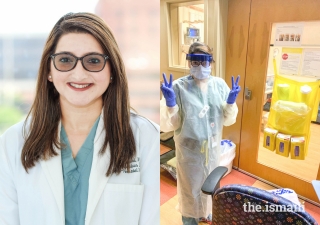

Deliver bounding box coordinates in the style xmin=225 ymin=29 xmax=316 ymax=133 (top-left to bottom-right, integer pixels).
xmin=201 ymin=166 xmax=318 ymax=225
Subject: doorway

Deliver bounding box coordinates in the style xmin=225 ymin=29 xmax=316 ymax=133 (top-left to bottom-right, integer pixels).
xmin=225 ymin=0 xmax=320 ymax=203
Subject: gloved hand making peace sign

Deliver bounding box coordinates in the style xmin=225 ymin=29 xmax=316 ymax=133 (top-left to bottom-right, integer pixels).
xmin=161 ymin=73 xmax=176 ymax=107
xmin=226 ymin=75 xmax=241 ymax=104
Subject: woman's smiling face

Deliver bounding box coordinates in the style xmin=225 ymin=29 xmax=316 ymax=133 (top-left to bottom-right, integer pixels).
xmin=49 ymin=32 xmax=111 ymax=108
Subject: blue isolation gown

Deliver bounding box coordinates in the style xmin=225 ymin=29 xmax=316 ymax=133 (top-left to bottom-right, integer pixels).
xmin=60 ymin=117 xmax=100 ymax=225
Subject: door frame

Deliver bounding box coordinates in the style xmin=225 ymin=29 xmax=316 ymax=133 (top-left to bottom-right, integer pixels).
xmin=226 ymin=0 xmax=320 ymax=204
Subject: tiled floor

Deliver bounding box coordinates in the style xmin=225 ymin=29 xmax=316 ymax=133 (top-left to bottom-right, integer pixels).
xmin=160 ymin=168 xmax=320 ymax=224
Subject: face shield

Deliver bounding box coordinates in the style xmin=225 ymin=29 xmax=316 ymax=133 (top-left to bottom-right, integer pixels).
xmin=186 ymin=54 xmax=214 ymax=80
xmin=186 ymin=54 xmax=213 ymax=67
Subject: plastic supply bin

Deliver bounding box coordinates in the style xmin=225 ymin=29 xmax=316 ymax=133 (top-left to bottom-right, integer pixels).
xmin=275 ymin=133 xmax=291 ymax=157
xmin=290 ymin=136 xmax=306 ymax=160
xmin=263 ymin=127 xmax=278 ymax=151
xmin=219 ymin=140 xmax=236 ymax=176
xmin=268 ymin=188 xmax=302 ymax=206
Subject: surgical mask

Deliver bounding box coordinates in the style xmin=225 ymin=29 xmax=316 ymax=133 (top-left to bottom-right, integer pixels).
xmin=190 ymin=65 xmax=211 ymax=79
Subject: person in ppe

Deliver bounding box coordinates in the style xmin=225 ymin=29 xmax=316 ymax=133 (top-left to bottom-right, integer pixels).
xmin=160 ymin=41 xmax=240 ymax=225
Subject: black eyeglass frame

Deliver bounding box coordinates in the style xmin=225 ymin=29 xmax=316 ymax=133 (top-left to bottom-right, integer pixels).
xmin=190 ymin=61 xmax=212 ymax=68
xmin=50 ymin=52 xmax=109 ymax=72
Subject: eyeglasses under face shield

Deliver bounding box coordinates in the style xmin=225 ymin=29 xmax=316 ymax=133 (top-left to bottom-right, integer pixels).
xmin=186 ymin=54 xmax=214 ymax=68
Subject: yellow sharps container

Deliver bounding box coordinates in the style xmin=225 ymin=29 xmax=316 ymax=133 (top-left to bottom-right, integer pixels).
xmin=263 ymin=128 xmax=278 ymax=151
xmin=290 ymin=136 xmax=306 ymax=160
xmin=275 ymin=133 xmax=291 ymax=157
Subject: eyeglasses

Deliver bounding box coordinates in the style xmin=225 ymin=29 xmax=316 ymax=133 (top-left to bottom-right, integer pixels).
xmin=190 ymin=61 xmax=211 ymax=68
xmin=51 ymin=52 xmax=109 ymax=72
xmin=186 ymin=54 xmax=213 ymax=68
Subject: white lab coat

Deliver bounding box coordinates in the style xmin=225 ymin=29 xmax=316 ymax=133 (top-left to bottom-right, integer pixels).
xmin=0 ymin=113 xmax=160 ymax=225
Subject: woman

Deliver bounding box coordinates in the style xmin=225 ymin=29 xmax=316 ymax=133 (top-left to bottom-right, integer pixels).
xmin=0 ymin=12 xmax=159 ymax=225
xmin=160 ymin=42 xmax=240 ymax=225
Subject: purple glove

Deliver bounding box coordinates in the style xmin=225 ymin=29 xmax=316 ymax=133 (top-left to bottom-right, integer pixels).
xmin=227 ymin=75 xmax=241 ymax=104
xmin=160 ymin=73 xmax=176 ymax=107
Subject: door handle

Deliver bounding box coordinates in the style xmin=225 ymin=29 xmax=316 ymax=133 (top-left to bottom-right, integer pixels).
xmin=245 ymin=87 xmax=252 ymax=100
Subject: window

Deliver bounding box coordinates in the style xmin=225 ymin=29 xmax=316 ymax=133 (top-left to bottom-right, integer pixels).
xmin=169 ymin=1 xmax=204 ymax=68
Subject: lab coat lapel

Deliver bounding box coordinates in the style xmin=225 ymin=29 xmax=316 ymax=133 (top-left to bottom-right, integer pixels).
xmin=86 ymin=116 xmax=110 ymax=224
xmin=39 ymin=122 xmax=65 ymax=224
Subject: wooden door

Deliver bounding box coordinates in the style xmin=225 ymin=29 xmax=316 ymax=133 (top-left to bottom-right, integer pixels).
xmin=226 ymin=0 xmax=320 ymax=203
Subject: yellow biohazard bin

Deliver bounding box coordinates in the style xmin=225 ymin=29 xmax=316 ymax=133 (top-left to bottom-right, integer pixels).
xmin=263 ymin=128 xmax=278 ymax=151
xmin=290 ymin=136 xmax=306 ymax=160
xmin=275 ymin=133 xmax=291 ymax=157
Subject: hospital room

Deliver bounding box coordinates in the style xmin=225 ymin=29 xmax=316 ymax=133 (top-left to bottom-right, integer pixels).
xmin=0 ymin=0 xmax=161 ymax=224
xmin=159 ymin=0 xmax=320 ymax=224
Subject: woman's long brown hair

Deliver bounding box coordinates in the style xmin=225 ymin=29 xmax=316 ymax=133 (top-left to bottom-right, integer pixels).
xmin=21 ymin=12 xmax=136 ymax=176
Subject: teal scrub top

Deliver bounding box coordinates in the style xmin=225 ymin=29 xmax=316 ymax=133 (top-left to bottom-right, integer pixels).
xmin=60 ymin=117 xmax=100 ymax=225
